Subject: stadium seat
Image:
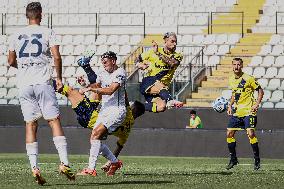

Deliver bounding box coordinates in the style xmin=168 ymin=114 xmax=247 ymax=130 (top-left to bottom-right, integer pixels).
xmin=63 ymin=56 xmax=75 ymax=66
xmin=192 ymin=35 xmax=205 ymax=45
xmin=6 ymin=88 xmax=18 ymax=99
xmin=221 ymin=89 xmax=232 ymax=100
xmin=263 ymin=67 xmax=277 ymax=78
xmin=106 ymin=35 xmax=119 ymax=45
xmin=72 ymin=35 xmax=85 ymax=45
xmin=62 ymin=45 xmax=74 ymax=55
xmin=270 ymin=90 xmax=283 ymax=102
xmin=130 ymin=35 xmax=142 ymax=45
xmin=75 ymin=67 xmax=87 ymax=77
xmin=249 ymin=56 xmax=262 ymax=67
xmin=6 ymin=77 xmax=17 ymax=88
xmin=109 ymin=45 xmax=120 ymax=54
xmin=66 ymin=77 xmax=77 ymax=86
xmin=204 ymin=45 xmax=218 ymax=55
xmin=262 ymin=89 xmax=271 ymax=102
xmin=268 ymin=34 xmax=281 ymax=45
xmin=257 ymin=45 xmax=271 ymax=55
xmin=96 ymin=45 xmax=108 ymax=55
xmin=262 ymin=56 xmax=274 ymax=67
xmin=119 ymin=45 xmax=131 ymax=55
xmin=73 ymin=45 xmax=85 ymax=55
xmin=95 ymin=35 xmax=107 ymax=45
xmin=63 ymin=67 xmax=76 ymax=77
xmin=227 ymin=34 xmax=240 ymax=44
xmin=6 ymin=67 xmax=17 ymax=77
xmin=243 ymin=67 xmax=253 ymax=75
xmin=0 ymin=45 xmax=7 ymax=55
xmin=207 ymin=55 xmax=220 ymax=66
xmin=0 ymin=77 xmax=7 ymax=87
xmin=203 ymin=34 xmax=216 ymax=45
xmin=0 ymin=88 xmax=7 ymax=98
xmin=0 ymin=35 xmax=7 ymax=45
xmin=180 ymin=35 xmax=192 ymax=45
xmin=0 ymin=99 xmax=7 ymax=104
xmin=270 ymin=45 xmax=284 ymax=55
xmin=216 ymin=45 xmax=229 ymax=55
xmin=276 ymin=67 xmax=284 ymax=78
xmin=261 ymin=101 xmax=274 ymax=108
xmin=61 ymin=35 xmax=73 ymax=45
xmin=215 ymin=34 xmax=227 ymax=44
xmin=274 ymin=56 xmax=284 ymax=67
xmin=252 ymin=67 xmax=265 ymax=78
xmin=8 ymin=99 xmax=19 ymax=105
xmin=0 ymin=55 xmax=6 ymax=66
xmin=0 ymin=66 xmax=7 ymax=76
xmin=84 ymin=35 xmax=96 ymax=45
xmin=266 ymin=78 xmax=281 ymax=90
xmin=257 ymin=78 xmax=268 ymax=89
xmin=118 ymin=35 xmax=130 ymax=45
xmin=275 ymin=102 xmax=284 ymax=109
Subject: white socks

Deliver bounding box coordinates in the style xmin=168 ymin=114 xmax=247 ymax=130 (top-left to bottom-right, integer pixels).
xmin=53 ymin=136 xmax=69 ymax=166
xmin=88 ymin=139 xmax=101 ymax=169
xmin=100 ymin=144 xmax=118 ymax=163
xmin=26 ymin=142 xmax=38 ymax=169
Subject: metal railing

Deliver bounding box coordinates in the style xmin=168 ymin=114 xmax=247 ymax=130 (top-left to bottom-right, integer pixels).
xmin=1 ymin=13 xmax=146 ymax=36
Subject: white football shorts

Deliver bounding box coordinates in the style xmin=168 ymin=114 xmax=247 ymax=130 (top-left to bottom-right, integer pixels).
xmin=93 ymin=106 xmax=126 ymax=133
xmin=18 ymin=82 xmax=60 ymax=122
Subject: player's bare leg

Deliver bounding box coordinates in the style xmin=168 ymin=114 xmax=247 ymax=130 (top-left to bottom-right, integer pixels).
xmin=247 ymin=129 xmax=260 ymax=170
xmin=226 ymin=130 xmax=239 ymax=170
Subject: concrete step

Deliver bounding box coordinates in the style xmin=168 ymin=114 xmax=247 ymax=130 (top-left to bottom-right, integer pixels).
xmin=201 ymin=80 xmax=228 ymax=88
xmin=191 ymin=92 xmax=221 ymax=99
xmin=197 ymin=87 xmax=227 ymax=94
xmin=207 ymin=75 xmax=230 ymax=81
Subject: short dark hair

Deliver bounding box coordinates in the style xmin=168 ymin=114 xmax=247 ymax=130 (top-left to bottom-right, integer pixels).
xmin=232 ymin=57 xmax=243 ymax=64
xmin=26 ymin=2 xmax=42 ymax=19
xmin=190 ymin=110 xmax=196 ymax=115
xmin=101 ymin=51 xmax=117 ymax=60
xmin=163 ymin=32 xmax=177 ymax=40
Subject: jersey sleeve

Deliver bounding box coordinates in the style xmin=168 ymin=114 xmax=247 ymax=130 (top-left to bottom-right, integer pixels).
xmin=250 ymin=76 xmax=261 ymax=90
xmin=173 ymin=52 xmax=183 ymax=62
xmin=49 ymin=29 xmax=59 ymax=47
xmin=113 ymin=69 xmax=126 ymax=85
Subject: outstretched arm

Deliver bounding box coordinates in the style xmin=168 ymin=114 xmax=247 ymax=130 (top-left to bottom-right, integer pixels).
xmin=8 ymin=51 xmax=17 ymax=68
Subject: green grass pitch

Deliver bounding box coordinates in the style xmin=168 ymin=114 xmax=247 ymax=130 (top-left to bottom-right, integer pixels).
xmin=1 ymin=154 xmax=284 ymax=188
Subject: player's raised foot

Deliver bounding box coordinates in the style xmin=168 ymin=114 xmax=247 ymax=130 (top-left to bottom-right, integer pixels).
xmin=59 ymin=163 xmax=75 ymax=181
xmin=32 ymin=168 xmax=46 ymax=186
xmin=226 ymin=158 xmax=239 ymax=170
xmin=166 ymin=100 xmax=183 ymax=109
xmin=77 ymin=168 xmax=97 ymax=176
xmin=101 ymin=161 xmax=111 ymax=173
xmin=106 ymin=160 xmax=123 ymax=176
xmin=254 ymin=158 xmax=260 ymax=171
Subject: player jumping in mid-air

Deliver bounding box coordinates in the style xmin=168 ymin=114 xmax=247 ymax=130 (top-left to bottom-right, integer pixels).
xmin=226 ymin=57 xmax=264 ymax=171
xmin=135 ymin=32 xmax=183 ymax=113
xmin=7 ymin=2 xmax=75 ymax=185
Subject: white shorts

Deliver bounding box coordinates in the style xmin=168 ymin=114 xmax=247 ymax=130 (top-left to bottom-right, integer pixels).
xmin=18 ymin=83 xmax=59 ymax=122
xmin=93 ymin=106 xmax=126 ymax=133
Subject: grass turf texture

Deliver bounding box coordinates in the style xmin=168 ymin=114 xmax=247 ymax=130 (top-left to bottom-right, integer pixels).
xmin=1 ymin=154 xmax=284 ymax=188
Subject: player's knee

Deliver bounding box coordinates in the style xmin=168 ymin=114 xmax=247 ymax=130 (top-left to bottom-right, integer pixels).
xmin=227 ymin=130 xmax=235 ymax=138
xmin=91 ymin=126 xmax=107 ymax=140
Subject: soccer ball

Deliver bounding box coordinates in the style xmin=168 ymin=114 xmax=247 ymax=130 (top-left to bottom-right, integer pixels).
xmin=212 ymin=96 xmax=228 ymax=113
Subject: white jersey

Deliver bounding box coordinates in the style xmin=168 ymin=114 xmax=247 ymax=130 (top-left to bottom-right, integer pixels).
xmin=8 ymin=24 xmax=59 ymax=88
xmin=97 ymin=67 xmax=126 ymax=108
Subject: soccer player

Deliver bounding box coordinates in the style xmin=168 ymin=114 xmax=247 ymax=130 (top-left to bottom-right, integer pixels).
xmin=226 ymin=57 xmax=264 ymax=170
xmin=135 ymin=32 xmax=183 ymax=113
xmin=55 ymin=80 xmax=145 ymax=173
xmin=7 ymin=2 xmax=75 ymax=185
xmin=76 ymin=51 xmax=128 ymax=176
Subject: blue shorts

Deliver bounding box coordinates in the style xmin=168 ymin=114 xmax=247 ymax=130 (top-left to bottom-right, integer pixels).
xmin=227 ymin=115 xmax=257 ymax=130
xmin=140 ymin=70 xmax=168 ymax=95
xmin=73 ymin=97 xmax=100 ymax=128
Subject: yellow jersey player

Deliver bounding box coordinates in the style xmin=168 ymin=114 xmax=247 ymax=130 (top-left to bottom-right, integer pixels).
xmin=226 ymin=58 xmax=264 ymax=171
xmin=136 ymin=32 xmax=183 ymax=113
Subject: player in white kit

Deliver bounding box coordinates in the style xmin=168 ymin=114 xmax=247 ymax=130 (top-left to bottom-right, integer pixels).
xmin=77 ymin=51 xmax=126 ymax=177
xmin=7 ymin=2 xmax=75 ymax=185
